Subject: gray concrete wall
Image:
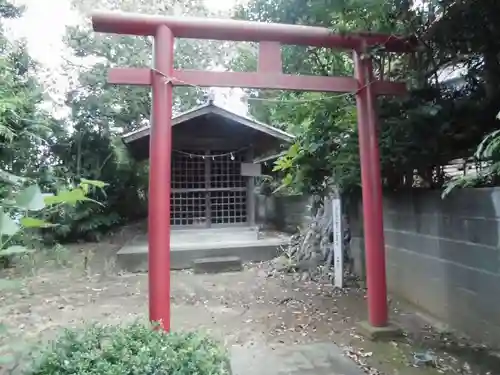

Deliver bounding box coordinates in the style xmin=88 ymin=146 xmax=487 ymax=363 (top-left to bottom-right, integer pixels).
xmin=348 ymin=188 xmax=500 ymax=346
xmin=275 ymin=195 xmax=312 ymax=232
xmin=256 ymin=194 xmax=311 ymax=232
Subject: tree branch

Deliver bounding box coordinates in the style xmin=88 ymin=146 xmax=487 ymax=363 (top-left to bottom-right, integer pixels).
xmin=308 ymin=48 xmax=331 ymax=76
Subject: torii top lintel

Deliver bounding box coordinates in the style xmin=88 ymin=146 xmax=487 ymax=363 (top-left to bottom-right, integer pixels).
xmin=91 ymin=11 xmax=414 ymax=52
xmin=92 ymin=11 xmax=413 ymax=95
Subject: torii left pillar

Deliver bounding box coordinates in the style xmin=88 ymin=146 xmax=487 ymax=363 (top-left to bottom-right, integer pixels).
xmin=148 ymin=25 xmax=174 ymax=329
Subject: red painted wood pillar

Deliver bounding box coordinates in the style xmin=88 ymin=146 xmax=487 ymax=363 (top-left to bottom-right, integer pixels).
xmin=353 ymin=50 xmax=388 ymax=327
xmin=149 ymin=24 xmax=174 ymax=330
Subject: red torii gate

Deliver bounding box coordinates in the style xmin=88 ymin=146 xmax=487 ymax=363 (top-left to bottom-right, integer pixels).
xmin=91 ymin=11 xmax=413 ymax=331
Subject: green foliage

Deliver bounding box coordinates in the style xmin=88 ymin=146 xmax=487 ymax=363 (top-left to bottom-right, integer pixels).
xmin=38 ymin=0 xmax=238 ymax=240
xmin=0 ymin=180 xmax=104 ymax=271
xmin=0 ymin=0 xmax=241 ymax=244
xmin=26 ymin=322 xmax=230 ymax=375
xmin=16 ymin=185 xmax=45 ymax=211
xmin=0 ymin=0 xmax=101 ymax=243
xmin=272 ymin=95 xmax=359 ymax=195
xmin=0 ymin=41 xmax=60 ymax=181
xmin=442 ymin=125 xmax=500 ymax=198
xmin=0 ymin=177 xmax=103 ymax=361
xmin=234 ymin=0 xmax=500 ymax=196
xmin=254 ymin=174 xmax=292 ymax=196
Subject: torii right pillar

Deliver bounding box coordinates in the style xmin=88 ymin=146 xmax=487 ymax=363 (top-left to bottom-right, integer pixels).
xmin=353 ymin=48 xmax=401 ymax=338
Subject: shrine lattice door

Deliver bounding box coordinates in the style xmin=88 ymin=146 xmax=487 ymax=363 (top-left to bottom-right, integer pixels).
xmin=170 ymin=150 xmax=247 ymax=227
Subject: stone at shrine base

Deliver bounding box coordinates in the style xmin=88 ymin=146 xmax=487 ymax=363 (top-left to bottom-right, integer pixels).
xmin=356 ymin=320 xmax=403 ymax=341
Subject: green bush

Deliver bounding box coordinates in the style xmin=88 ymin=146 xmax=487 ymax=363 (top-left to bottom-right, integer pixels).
xmin=26 ymin=323 xmax=230 ymax=375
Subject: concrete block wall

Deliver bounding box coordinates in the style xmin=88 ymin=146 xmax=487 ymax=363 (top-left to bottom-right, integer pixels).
xmin=255 ymin=194 xmax=312 ymax=232
xmin=348 ymin=188 xmax=500 ymax=346
xmin=274 ymin=195 xmax=312 ymax=232
xmin=346 ymin=195 xmax=366 ymax=280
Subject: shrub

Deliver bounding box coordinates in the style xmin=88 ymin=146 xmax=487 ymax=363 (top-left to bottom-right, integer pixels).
xmin=26 ymin=322 xmax=230 ymax=375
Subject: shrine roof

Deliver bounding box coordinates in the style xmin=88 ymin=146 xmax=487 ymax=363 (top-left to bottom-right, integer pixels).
xmin=122 ymin=102 xmax=294 ymax=144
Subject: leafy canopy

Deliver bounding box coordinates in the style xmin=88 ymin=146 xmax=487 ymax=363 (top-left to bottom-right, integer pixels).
xmin=234 ymin=0 xmax=500 ymax=196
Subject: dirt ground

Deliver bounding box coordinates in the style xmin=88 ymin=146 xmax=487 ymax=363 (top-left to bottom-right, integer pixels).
xmin=1 ymin=235 xmax=499 ymax=375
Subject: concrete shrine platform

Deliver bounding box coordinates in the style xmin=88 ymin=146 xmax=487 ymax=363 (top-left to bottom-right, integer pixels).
xmin=116 ymin=227 xmax=290 ymax=272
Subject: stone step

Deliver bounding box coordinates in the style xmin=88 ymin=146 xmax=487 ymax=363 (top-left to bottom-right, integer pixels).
xmin=192 ymin=256 xmax=243 ymax=274
xmin=117 ymin=237 xmax=288 ymax=272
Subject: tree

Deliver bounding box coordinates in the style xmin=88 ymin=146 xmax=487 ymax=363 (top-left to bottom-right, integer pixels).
xmin=233 ymin=0 xmax=500 ymax=196
xmin=43 ymin=0 xmax=239 ymax=239
xmin=0 ymin=0 xmax=63 ymax=182
xmin=70 ymin=0 xmax=236 ymax=114
xmin=0 ymin=1 xmax=109 ymax=245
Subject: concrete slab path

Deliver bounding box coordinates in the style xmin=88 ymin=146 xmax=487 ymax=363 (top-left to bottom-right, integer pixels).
xmin=230 ymin=342 xmax=364 ymax=375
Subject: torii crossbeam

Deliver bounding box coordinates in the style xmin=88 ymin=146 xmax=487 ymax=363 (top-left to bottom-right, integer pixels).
xmin=92 ymin=11 xmax=414 ymax=331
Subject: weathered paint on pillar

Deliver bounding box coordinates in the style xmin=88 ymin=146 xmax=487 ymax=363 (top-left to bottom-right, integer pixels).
xmin=149 ymin=24 xmax=174 ymax=330
xmin=353 ymin=49 xmax=389 ymax=327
